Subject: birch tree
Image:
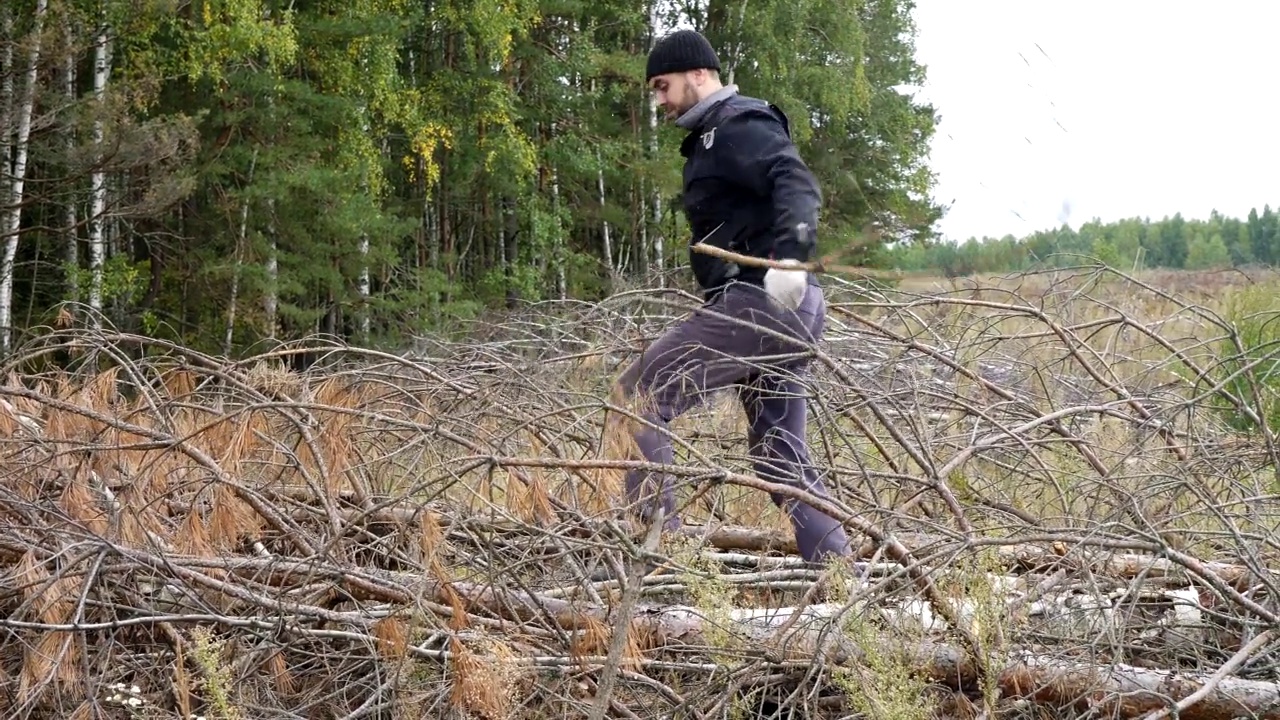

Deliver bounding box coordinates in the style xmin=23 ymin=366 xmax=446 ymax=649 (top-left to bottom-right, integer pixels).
xmin=86 ymin=20 xmax=110 ymax=329
xmin=0 ymin=0 xmax=48 ymax=353
xmin=0 ymin=10 xmax=12 ymax=267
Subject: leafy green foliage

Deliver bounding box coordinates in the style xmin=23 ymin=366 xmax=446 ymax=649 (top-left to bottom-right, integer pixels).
xmin=7 ymin=0 xmax=939 ymax=356
xmin=1186 ymin=282 xmax=1280 ymax=436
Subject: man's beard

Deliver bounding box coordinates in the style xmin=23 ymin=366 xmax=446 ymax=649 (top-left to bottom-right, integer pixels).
xmin=666 ymin=86 xmax=699 ymax=120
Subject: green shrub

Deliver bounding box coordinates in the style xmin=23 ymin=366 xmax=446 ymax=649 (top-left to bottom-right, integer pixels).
xmin=1197 ymin=282 xmax=1280 ymax=435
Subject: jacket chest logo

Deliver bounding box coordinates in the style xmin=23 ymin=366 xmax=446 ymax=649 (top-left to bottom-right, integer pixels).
xmin=701 ymin=127 xmax=716 ymax=149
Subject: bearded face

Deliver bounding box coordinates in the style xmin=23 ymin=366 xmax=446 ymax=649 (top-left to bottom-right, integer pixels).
xmin=649 ymin=70 xmax=709 ymax=120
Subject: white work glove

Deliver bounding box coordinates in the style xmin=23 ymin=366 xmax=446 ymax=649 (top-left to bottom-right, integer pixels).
xmin=763 ymin=258 xmax=808 ymax=311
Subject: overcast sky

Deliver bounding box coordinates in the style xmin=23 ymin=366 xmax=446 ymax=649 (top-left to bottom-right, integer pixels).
xmin=909 ymin=2 xmax=1280 ymax=242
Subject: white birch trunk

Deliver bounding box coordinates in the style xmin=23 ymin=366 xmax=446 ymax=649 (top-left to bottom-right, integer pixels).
xmin=647 ymin=99 xmax=664 ymax=286
xmin=551 ymin=159 xmax=565 ymax=301
xmin=358 ymin=234 xmax=370 ymax=338
xmin=596 ymin=150 xmax=612 ymax=276
xmin=87 ymin=23 xmax=113 ymax=330
xmin=726 ymin=0 xmax=748 ymax=86
xmin=0 ymin=0 xmax=49 ymax=353
xmin=649 ymin=102 xmax=663 ymax=286
xmin=1 ymin=9 xmax=13 ymax=212
xmin=1 ymin=8 xmax=14 ymax=220
xmin=357 ymin=106 xmax=371 ymax=341
xmin=646 ymin=2 xmax=664 ymax=287
xmin=224 ymin=148 xmax=257 ymax=357
xmin=617 ymin=215 xmax=630 ymax=276
xmin=590 ymin=73 xmax=613 ymax=278
xmin=260 ymin=61 xmax=278 ymax=342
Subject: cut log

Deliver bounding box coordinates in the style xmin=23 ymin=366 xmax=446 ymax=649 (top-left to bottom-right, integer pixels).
xmin=642 ymin=604 xmax=1280 ymax=720
xmin=997 ymin=651 xmax=1280 ymax=720
xmin=123 ymin=552 xmax=1279 ymax=720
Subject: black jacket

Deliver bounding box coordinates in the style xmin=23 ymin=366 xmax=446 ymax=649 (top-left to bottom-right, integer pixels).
xmin=677 ymin=92 xmax=822 ymax=295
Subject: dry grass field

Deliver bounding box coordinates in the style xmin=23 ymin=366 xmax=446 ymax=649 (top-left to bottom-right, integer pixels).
xmin=1 ymin=263 xmax=1280 ymax=720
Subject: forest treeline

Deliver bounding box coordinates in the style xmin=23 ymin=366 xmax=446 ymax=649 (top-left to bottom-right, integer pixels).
xmin=887 ymin=206 xmax=1280 ymax=277
xmin=0 ymin=0 xmax=940 ymax=356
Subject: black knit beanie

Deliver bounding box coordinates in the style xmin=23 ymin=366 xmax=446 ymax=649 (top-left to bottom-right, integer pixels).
xmin=646 ymin=30 xmax=721 ymax=81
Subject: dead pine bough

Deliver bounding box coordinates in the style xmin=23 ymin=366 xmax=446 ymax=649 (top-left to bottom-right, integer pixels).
xmin=0 ymin=265 xmax=1279 ymax=719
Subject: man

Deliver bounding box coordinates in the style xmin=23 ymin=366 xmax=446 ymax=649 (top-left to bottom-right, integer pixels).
xmin=612 ymin=29 xmax=852 ymax=564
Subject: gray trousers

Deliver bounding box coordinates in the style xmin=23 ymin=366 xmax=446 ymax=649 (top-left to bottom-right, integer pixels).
xmin=614 ymin=278 xmax=852 ymax=562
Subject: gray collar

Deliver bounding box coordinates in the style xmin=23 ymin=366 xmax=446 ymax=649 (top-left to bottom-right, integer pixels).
xmin=675 ymin=84 xmax=739 ymax=130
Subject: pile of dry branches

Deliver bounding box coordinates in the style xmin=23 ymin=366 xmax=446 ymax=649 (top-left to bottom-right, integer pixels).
xmin=1 ymin=265 xmax=1279 ymax=719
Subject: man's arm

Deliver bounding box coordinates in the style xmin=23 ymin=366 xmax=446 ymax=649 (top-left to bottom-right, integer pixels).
xmin=716 ymin=106 xmax=823 ymax=262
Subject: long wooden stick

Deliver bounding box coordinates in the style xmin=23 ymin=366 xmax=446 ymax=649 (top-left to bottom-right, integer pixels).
xmin=689 ymin=242 xmax=904 ymax=281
